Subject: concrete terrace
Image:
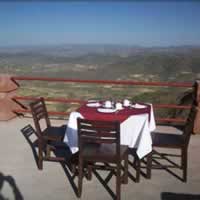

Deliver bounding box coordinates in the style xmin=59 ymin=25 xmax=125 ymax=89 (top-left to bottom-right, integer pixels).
xmin=0 ymin=117 xmax=200 ymax=200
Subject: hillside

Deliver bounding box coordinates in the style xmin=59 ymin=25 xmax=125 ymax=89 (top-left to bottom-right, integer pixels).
xmin=0 ymin=45 xmax=200 ymax=82
xmin=0 ymin=44 xmax=198 ymax=117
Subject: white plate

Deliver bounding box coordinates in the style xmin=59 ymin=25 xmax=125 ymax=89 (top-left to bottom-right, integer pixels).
xmin=86 ymin=103 xmax=101 ymax=107
xmin=131 ymin=104 xmax=147 ymax=109
xmin=97 ymin=108 xmax=116 ymax=113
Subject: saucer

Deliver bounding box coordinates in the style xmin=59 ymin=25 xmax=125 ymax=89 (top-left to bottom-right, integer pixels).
xmin=97 ymin=108 xmax=116 ymax=113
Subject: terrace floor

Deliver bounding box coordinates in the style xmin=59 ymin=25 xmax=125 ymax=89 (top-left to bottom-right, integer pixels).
xmin=0 ymin=117 xmax=200 ymax=200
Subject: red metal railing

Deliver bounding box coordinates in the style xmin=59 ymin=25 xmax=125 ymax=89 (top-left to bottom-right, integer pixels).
xmin=12 ymin=76 xmax=192 ymax=87
xmin=11 ymin=76 xmax=193 ymax=123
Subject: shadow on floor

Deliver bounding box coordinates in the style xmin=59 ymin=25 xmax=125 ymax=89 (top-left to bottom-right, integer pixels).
xmin=0 ymin=172 xmax=24 ymax=200
xmin=60 ymin=163 xmax=79 ymax=197
xmin=92 ymin=168 xmax=116 ymax=199
xmin=150 ymin=149 xmax=184 ymax=182
xmin=161 ymin=192 xmax=200 ymax=200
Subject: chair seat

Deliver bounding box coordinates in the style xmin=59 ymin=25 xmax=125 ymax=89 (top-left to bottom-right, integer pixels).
xmin=82 ymin=143 xmax=128 ymax=162
xmin=43 ymin=125 xmax=66 ymax=140
xmin=152 ymin=133 xmax=184 ymax=148
xmin=153 ymin=125 xmax=183 ymax=135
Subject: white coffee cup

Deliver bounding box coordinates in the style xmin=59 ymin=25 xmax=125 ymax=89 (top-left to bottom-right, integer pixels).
xmin=105 ymin=100 xmax=112 ymax=108
xmin=116 ymin=102 xmax=123 ymax=110
xmin=123 ymin=99 xmax=131 ymax=107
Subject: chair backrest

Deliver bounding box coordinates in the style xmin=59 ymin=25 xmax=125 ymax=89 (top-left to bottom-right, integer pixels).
xmin=182 ymin=81 xmax=199 ymax=146
xmin=29 ymin=97 xmax=51 ymax=138
xmin=182 ymin=105 xmax=196 ymax=147
xmin=77 ymin=118 xmax=121 ymax=157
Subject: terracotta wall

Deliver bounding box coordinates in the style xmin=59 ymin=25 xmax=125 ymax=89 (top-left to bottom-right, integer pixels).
xmin=193 ymin=80 xmax=200 ymax=134
xmin=0 ymin=74 xmax=21 ymax=121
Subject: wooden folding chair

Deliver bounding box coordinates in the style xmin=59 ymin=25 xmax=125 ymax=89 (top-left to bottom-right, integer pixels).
xmin=29 ymin=97 xmax=77 ymax=171
xmin=77 ymin=118 xmax=128 ymax=200
xmin=147 ymin=91 xmax=197 ymax=182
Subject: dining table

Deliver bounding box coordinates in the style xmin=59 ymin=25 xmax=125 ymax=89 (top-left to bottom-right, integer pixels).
xmin=63 ymin=101 xmax=156 ymax=159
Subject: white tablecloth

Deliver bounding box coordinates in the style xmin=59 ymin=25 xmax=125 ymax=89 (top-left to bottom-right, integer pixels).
xmin=64 ymin=105 xmax=156 ymax=159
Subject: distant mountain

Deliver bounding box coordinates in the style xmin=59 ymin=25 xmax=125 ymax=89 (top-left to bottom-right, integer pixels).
xmin=1 ymin=44 xmax=200 ymax=57
xmin=0 ymin=44 xmax=144 ymax=58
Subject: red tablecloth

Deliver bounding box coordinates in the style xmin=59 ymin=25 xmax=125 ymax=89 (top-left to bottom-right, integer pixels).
xmin=77 ymin=103 xmax=151 ymax=123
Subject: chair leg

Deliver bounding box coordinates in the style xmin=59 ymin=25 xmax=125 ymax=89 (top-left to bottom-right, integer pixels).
xmin=70 ymin=163 xmax=76 ymax=174
xmin=86 ymin=164 xmax=92 ymax=181
xmin=78 ymin=158 xmax=83 ymax=198
xmin=182 ymin=148 xmax=188 ymax=182
xmin=129 ymin=148 xmax=140 ymax=182
xmin=38 ymin=143 xmax=43 ymax=170
xmin=135 ymin=157 xmax=140 ymax=182
xmin=116 ymin=162 xmax=121 ymax=200
xmin=122 ymin=153 xmax=128 ymax=184
xmin=146 ymin=151 xmax=152 ymax=179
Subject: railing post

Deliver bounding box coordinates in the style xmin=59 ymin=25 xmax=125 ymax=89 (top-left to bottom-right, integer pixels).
xmin=0 ymin=74 xmax=21 ymax=121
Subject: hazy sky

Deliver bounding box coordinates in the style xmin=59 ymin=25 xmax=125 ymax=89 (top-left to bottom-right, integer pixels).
xmin=0 ymin=1 xmax=200 ymax=47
